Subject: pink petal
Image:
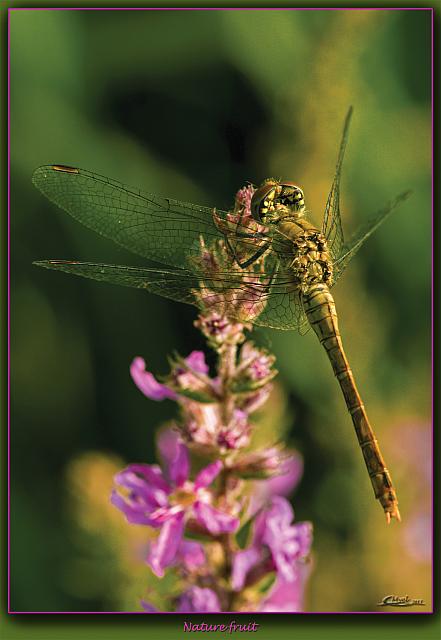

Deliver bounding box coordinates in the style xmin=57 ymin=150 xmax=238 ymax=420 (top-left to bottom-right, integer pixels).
xmin=258 ymin=562 xmax=312 ymax=612
xmin=147 ymin=512 xmax=185 ymax=578
xmin=130 ymin=357 xmax=177 ymax=401
xmin=110 ymin=490 xmax=157 ymax=526
xmin=260 ymin=497 xmax=313 ymax=583
xmin=265 ymin=495 xmax=295 ymax=528
xmin=170 ymin=441 xmax=190 ymax=488
xmin=193 ymin=501 xmax=239 ymax=536
xmin=231 ymin=547 xmax=261 ymax=591
xmin=124 ymin=463 xmax=170 ymax=494
xmin=265 ymin=453 xmax=303 ymax=498
xmin=185 ymin=351 xmax=209 ymax=374
xmin=194 ymin=460 xmax=223 ymax=489
xmin=157 ymin=429 xmax=190 ymax=487
xmin=249 ymin=453 xmax=304 ymax=516
xmin=114 ymin=465 xmax=170 ymax=502
xmin=177 ymin=586 xmax=221 ymax=612
xmin=178 ymin=540 xmax=205 ymax=571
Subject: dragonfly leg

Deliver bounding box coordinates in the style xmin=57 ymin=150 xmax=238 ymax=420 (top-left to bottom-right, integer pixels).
xmin=225 ymin=233 xmax=271 ymax=269
xmin=234 ymin=231 xmax=267 ymax=240
xmin=237 ymin=242 xmax=271 ymax=269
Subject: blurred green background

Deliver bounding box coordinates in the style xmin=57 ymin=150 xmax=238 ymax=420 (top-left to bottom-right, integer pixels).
xmin=10 ymin=8 xmax=431 ymax=613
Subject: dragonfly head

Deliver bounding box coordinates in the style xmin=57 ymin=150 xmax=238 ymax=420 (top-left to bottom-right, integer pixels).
xmin=251 ymin=180 xmax=305 ymax=224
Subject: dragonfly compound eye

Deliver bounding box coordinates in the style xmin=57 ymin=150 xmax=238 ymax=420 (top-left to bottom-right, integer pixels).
xmin=251 ymin=180 xmax=305 ymax=224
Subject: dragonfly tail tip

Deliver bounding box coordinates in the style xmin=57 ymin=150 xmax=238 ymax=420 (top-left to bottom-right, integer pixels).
xmin=385 ymin=506 xmax=401 ymax=524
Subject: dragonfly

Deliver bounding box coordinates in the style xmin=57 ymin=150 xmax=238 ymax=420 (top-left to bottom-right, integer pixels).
xmin=33 ymin=108 xmax=410 ymax=523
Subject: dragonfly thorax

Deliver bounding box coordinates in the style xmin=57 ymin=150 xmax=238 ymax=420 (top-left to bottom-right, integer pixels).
xmin=251 ymin=180 xmax=305 ymax=224
xmin=283 ymin=224 xmax=333 ymax=293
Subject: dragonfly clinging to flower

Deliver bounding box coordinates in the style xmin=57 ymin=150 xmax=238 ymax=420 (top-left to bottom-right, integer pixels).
xmin=33 ymin=108 xmax=410 ymax=523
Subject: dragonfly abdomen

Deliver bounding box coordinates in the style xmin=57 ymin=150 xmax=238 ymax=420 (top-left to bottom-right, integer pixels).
xmin=303 ymin=283 xmax=400 ymax=522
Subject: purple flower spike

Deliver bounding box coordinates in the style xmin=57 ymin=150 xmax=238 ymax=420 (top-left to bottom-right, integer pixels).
xmin=177 ymin=586 xmax=221 ymax=613
xmin=130 ymin=357 xmax=177 ymax=401
xmin=109 ymin=179 xmax=315 ymax=612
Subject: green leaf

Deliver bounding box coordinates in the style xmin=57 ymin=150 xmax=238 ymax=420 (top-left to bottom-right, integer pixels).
xmin=230 ymin=373 xmax=276 ymax=394
xmin=172 ymin=388 xmax=216 ymax=403
xmin=183 ymin=530 xmax=217 ymax=542
xmin=256 ymin=572 xmax=276 ymax=595
xmin=236 ymin=469 xmax=275 ymax=480
xmin=235 ymin=517 xmax=254 ymax=549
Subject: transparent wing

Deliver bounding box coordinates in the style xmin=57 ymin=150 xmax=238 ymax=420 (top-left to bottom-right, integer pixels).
xmin=33 ymin=165 xmax=288 ymax=269
xmin=331 ymin=190 xmax=412 ymax=284
xmin=252 ymin=265 xmax=309 ymax=332
xmin=33 ymin=259 xmax=308 ymax=332
xmin=34 ymin=260 xmax=200 ymax=305
xmin=321 ymin=107 xmax=353 ymax=261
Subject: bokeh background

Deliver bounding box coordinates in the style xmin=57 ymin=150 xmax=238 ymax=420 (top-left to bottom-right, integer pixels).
xmin=10 ymin=8 xmax=431 ymax=613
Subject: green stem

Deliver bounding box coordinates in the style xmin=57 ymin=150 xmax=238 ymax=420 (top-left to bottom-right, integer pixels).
xmin=218 ymin=341 xmax=237 ymax=424
xmin=216 ymin=340 xmax=240 ymax=610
